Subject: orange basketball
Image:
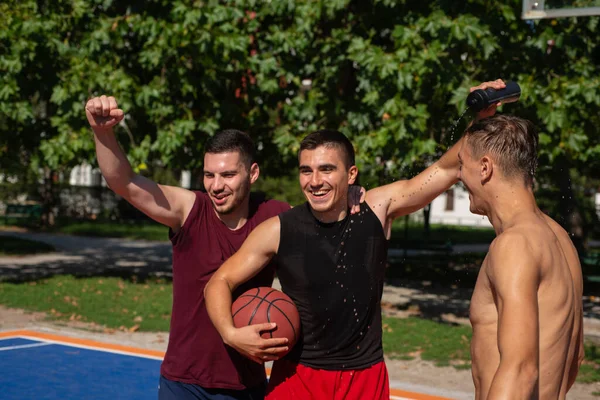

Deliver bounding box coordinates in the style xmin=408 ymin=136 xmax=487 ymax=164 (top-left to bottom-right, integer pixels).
xmin=232 ymin=287 xmax=301 ymax=353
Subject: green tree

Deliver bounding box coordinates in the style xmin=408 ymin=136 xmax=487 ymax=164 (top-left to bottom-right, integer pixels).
xmin=2 ymin=0 xmax=599 ymax=246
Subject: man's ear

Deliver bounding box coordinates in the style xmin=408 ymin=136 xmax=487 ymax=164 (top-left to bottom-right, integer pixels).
xmin=480 ymin=155 xmax=493 ymax=185
xmin=249 ymin=163 xmax=260 ymax=184
xmin=348 ymin=165 xmax=358 ymax=185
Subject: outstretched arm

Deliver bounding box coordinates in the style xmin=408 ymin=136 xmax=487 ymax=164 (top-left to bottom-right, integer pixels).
xmin=365 ymin=80 xmax=506 ymax=226
xmin=204 ymin=216 xmax=289 ymax=364
xmin=86 ymin=96 xmax=195 ymax=232
xmin=487 ymin=232 xmax=540 ymax=400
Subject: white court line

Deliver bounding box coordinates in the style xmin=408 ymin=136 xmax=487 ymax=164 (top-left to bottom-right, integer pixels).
xmin=0 ymin=342 xmax=54 ymax=352
xmin=390 ymin=397 xmax=414 ymax=400
xmin=11 ymin=335 xmax=163 ymax=361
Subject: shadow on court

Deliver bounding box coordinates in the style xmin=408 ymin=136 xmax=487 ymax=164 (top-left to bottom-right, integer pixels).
xmin=0 ymin=231 xmax=173 ymax=283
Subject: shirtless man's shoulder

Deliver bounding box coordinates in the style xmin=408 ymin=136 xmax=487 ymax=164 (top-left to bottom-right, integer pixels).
xmin=472 ymin=212 xmax=583 ymax=400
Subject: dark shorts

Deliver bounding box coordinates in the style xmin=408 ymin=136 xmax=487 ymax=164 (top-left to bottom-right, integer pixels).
xmin=158 ymin=375 xmax=267 ymax=400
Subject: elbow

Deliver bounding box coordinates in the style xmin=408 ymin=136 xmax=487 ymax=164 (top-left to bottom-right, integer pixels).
xmin=203 ymin=275 xmax=218 ymax=299
xmin=204 ymin=274 xmax=232 ymax=299
xmin=513 ymin=361 xmax=538 ymax=396
xmin=494 ymin=360 xmax=538 ymax=397
xmin=522 ymin=363 xmax=539 ymax=390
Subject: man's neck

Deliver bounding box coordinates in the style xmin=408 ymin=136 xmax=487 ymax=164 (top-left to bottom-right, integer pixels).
xmin=485 ymin=184 xmax=538 ymax=235
xmin=310 ymin=202 xmax=348 ymax=224
xmin=215 ymin=196 xmax=251 ymax=230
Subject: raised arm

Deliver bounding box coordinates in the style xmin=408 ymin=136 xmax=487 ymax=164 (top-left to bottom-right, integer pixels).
xmin=487 ymin=233 xmax=540 ymax=400
xmin=204 ymin=216 xmax=288 ymax=364
xmin=365 ymin=80 xmax=506 ymax=226
xmin=86 ymin=96 xmax=195 ymax=232
xmin=365 ymin=137 xmax=463 ymax=224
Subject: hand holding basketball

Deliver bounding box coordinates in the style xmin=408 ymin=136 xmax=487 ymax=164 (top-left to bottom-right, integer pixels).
xmin=229 ymin=287 xmax=301 ymax=364
xmin=85 ymin=95 xmax=124 ymax=132
xmin=223 ymin=323 xmax=289 ymax=364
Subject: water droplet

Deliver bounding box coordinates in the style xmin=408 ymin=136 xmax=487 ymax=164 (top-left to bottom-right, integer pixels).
xmin=344 ymin=298 xmax=347 ymax=302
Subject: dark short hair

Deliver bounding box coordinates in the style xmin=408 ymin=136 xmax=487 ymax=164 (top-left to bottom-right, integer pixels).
xmin=464 ymin=115 xmax=538 ymax=186
xmin=204 ymin=129 xmax=255 ymax=167
xmin=299 ymin=129 xmax=355 ymax=168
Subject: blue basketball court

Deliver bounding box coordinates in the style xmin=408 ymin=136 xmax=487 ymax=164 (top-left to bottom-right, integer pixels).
xmin=0 ymin=329 xmax=451 ymax=400
xmin=0 ymin=330 xmax=162 ymax=400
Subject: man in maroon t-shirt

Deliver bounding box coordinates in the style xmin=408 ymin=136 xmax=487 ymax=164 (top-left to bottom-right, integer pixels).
xmin=86 ymin=96 xmax=290 ymax=400
xmin=86 ymin=95 xmax=362 ymax=400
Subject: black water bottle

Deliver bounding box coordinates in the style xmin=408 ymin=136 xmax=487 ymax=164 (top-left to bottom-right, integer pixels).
xmin=466 ymin=81 xmax=521 ymax=112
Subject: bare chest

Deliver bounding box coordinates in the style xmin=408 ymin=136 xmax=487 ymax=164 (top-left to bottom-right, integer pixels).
xmin=469 ymin=260 xmax=497 ymax=327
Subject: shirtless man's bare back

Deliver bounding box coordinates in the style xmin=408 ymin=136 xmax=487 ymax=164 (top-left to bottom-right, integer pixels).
xmin=457 ymin=115 xmax=584 ymax=400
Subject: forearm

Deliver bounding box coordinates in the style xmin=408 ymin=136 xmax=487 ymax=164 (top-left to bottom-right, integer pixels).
xmin=434 ymin=136 xmax=463 ymax=174
xmin=487 ymin=362 xmax=538 ymax=400
xmin=204 ymin=277 xmax=237 ymax=344
xmin=93 ymin=128 xmax=135 ymax=194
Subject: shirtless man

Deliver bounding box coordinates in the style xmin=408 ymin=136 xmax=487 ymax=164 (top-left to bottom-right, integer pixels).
xmin=459 ymin=115 xmax=584 ymax=399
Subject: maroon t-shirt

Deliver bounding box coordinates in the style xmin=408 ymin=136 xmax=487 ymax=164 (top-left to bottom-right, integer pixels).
xmin=160 ymin=191 xmax=290 ymax=389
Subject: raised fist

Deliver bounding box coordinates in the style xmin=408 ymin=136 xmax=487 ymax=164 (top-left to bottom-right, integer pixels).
xmin=85 ymin=95 xmax=124 ymax=131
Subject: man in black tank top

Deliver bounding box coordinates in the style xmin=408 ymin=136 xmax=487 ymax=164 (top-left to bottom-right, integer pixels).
xmin=206 ymin=81 xmax=505 ymax=399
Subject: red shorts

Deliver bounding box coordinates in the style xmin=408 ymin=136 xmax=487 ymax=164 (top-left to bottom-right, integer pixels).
xmin=266 ymin=360 xmax=389 ymax=400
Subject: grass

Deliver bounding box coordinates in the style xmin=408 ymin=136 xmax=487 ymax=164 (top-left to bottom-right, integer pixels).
xmin=382 ymin=316 xmax=472 ymax=369
xmin=0 ymin=275 xmax=172 ymax=331
xmin=578 ymin=343 xmax=600 ymax=384
xmin=0 ymin=236 xmax=55 ymax=256
xmin=389 ymin=221 xmax=495 ymax=248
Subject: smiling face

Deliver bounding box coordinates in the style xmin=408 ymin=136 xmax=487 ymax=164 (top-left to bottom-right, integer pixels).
xmin=203 ymin=151 xmax=258 ymax=215
xmin=298 ymin=145 xmax=358 ymax=221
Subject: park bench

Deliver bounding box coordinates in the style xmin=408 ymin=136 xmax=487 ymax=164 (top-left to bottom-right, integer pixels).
xmin=3 ymin=203 xmax=43 ymax=225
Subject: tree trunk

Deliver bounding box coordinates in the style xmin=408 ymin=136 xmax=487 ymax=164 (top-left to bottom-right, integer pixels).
xmin=555 ymin=158 xmax=587 ymax=257
xmin=423 ymin=203 xmax=431 ymax=241
xmin=40 ymin=167 xmax=57 ymax=226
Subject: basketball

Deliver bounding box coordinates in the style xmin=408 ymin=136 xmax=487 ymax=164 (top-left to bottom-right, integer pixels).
xmin=232 ymin=287 xmax=301 ymax=352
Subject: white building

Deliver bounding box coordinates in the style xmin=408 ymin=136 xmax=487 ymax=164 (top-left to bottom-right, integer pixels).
xmin=69 ymin=163 xmax=105 ymax=187
xmin=67 ymin=164 xmax=600 ymax=226
xmin=69 ymin=162 xmax=192 ymax=189
xmin=428 ymin=184 xmax=492 ymax=227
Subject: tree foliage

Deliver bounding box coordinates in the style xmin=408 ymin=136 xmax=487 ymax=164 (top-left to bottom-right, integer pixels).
xmin=1 ymin=0 xmax=599 ymax=238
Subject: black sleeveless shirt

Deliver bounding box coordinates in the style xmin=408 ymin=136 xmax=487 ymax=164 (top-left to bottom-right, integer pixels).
xmin=275 ymin=202 xmax=388 ymax=370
